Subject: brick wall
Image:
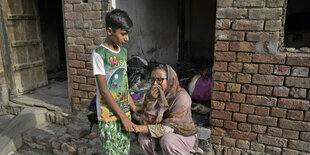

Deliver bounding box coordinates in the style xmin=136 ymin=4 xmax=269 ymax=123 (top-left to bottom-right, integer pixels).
xmin=64 ymin=0 xmax=111 ymax=110
xmin=211 ymin=0 xmax=310 ymax=154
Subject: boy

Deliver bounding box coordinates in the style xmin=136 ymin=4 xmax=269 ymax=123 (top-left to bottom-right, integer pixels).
xmin=91 ymin=9 xmax=139 ymax=154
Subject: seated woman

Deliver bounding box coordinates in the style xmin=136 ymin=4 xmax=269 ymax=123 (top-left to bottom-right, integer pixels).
xmin=134 ymin=64 xmax=203 ymax=155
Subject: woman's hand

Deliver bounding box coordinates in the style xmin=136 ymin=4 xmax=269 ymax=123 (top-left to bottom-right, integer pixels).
xmin=147 ymin=85 xmax=159 ymax=100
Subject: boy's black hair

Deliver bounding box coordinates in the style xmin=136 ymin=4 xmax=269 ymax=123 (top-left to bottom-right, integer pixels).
xmin=106 ymin=9 xmax=133 ymax=32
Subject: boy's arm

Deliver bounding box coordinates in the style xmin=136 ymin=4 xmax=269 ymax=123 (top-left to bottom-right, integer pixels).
xmin=96 ymin=75 xmax=135 ymax=132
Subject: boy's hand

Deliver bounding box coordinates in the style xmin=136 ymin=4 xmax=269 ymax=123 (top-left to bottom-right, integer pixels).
xmin=121 ymin=117 xmax=136 ymax=132
xmin=147 ymin=85 xmax=159 ymax=100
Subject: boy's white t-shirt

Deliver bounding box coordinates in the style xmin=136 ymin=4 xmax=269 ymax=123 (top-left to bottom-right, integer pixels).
xmin=91 ymin=44 xmax=120 ymax=121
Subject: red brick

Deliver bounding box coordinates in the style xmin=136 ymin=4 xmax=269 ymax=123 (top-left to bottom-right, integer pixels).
xmin=257 ymin=86 xmax=273 ymax=95
xmin=285 ymin=77 xmax=310 ymax=88
xmin=230 ymin=42 xmax=255 ymax=52
xmin=89 ymin=92 xmax=96 ymax=98
xmin=278 ymin=98 xmax=310 ymax=110
xmin=71 ymin=75 xmax=87 ymax=83
xmin=211 ymin=135 xmax=222 ymax=145
xmin=255 ymin=107 xmax=270 ymax=116
xmin=236 ymin=139 xmax=250 ymax=149
xmin=290 ymin=88 xmax=307 ymax=99
xmin=79 ymin=84 xmax=96 ymax=92
xmin=227 ymin=83 xmax=241 ymax=92
xmin=287 ymin=110 xmax=304 ymax=121
xmin=282 ymin=148 xmax=299 ymax=155
xmin=211 ymin=127 xmax=226 ymax=136
xmin=69 ymin=60 xmax=85 ymax=68
xmin=252 ymin=124 xmax=267 ymax=133
xmin=279 ymin=119 xmax=310 ymax=131
xmin=214 ymin=52 xmax=236 ymax=62
xmin=69 ymin=68 xmax=77 ymax=75
xmin=213 ymin=72 xmax=233 ymax=82
xmin=259 ymin=64 xmax=274 ymax=74
xmin=247 ymin=32 xmax=280 ymax=42
xmin=226 ymin=102 xmax=240 ymax=112
xmin=288 ymin=140 xmax=310 ymax=152
xmin=287 ymin=55 xmax=310 ymax=67
xmin=72 ymin=90 xmax=88 ymax=98
xmin=233 ymin=113 xmax=247 ymax=122
xmin=237 ymin=53 xmax=252 ymax=62
xmin=273 ymin=87 xmax=289 ymax=97
xmin=232 ymin=20 xmax=264 ymax=30
xmin=249 ymin=8 xmax=282 ymax=20
xmin=229 ymin=130 xmax=257 ymax=141
xmin=271 ymin=107 xmax=287 ymax=118
xmin=68 ymin=53 xmax=77 ymax=60
xmin=211 ymin=110 xmax=232 ymax=120
xmin=72 ymin=97 xmax=80 ymax=104
xmin=213 ymin=62 xmax=227 ymax=71
xmin=75 ymin=38 xmax=93 ymax=46
xmin=211 ymin=101 xmax=225 ymax=110
xmin=237 ymin=73 xmax=251 ymax=83
xmin=83 ymin=11 xmax=102 ymax=20
xmin=252 ymin=74 xmax=284 ymax=86
xmin=258 ymin=134 xmax=287 ymax=147
xmin=224 ymin=121 xmax=237 ymax=129
xmin=267 ymin=127 xmax=282 ymax=137
xmin=274 ymin=65 xmax=291 ymax=75
xmin=243 ymin=64 xmax=258 ymax=74
xmin=241 ymin=84 xmax=257 ymax=94
xmin=76 ymin=54 xmax=91 ymax=61
xmin=222 ymin=137 xmax=236 ymax=147
xmin=77 ymin=69 xmax=93 ymax=77
xmin=67 ymin=29 xmax=83 ymax=38
xmin=300 ymin=132 xmax=310 ymax=142
xmin=248 ymin=115 xmax=277 ymax=126
xmin=213 ymin=91 xmax=231 ymax=101
xmin=87 ymin=77 xmax=96 ymax=85
xmin=282 ymin=129 xmax=299 ymax=139
xmin=71 ymin=83 xmax=79 ymax=89
xmin=216 ymin=19 xmax=231 ymax=29
xmin=231 ymin=93 xmax=246 ymax=103
xmin=305 ymin=111 xmax=310 ymax=122
xmin=240 ymin=104 xmax=255 ymax=114
xmin=291 ymin=67 xmax=309 ymax=77
xmin=252 ymin=53 xmax=285 ymax=64
xmin=266 ymin=0 xmax=286 ymax=7
xmin=250 ymin=141 xmax=265 ymax=152
xmin=237 ymin=52 xmax=252 ymax=62
xmin=247 ymin=95 xmax=277 ymax=106
xmin=266 ymin=146 xmax=282 ymax=155
xmin=234 ymin=0 xmax=265 ymax=7
xmin=217 ymin=8 xmax=247 ymax=19
xmin=67 ymin=123 xmax=86 ymax=138
xmin=73 ymin=3 xmax=91 ymax=11
xmin=238 ymin=123 xmax=251 ymax=132
xmin=265 ymin=20 xmax=282 ymax=31
xmin=215 ymin=41 xmax=229 ymax=51
xmin=216 ymin=30 xmax=245 ymax=41
xmin=84 ymin=29 xmax=106 ymax=38
xmin=65 ymin=12 xmax=82 ymax=20
xmin=211 ymin=119 xmax=224 ymax=127
xmin=228 ymin=63 xmax=243 ymax=72
xmin=213 ymin=82 xmax=226 ymax=91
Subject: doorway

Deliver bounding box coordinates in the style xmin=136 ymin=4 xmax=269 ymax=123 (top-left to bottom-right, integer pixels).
xmin=1 ymin=0 xmax=69 ymax=111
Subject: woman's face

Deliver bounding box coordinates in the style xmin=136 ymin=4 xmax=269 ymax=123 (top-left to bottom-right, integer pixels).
xmin=150 ymin=69 xmax=168 ymax=92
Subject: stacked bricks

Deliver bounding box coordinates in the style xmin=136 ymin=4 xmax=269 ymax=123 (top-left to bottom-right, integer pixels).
xmin=64 ymin=0 xmax=111 ymax=110
xmin=211 ymin=0 xmax=310 ymax=154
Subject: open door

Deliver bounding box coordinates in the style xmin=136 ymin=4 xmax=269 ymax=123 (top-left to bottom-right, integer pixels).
xmin=1 ymin=0 xmax=48 ymax=95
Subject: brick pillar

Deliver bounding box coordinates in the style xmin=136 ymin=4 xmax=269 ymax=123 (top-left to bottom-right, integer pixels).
xmin=63 ymin=0 xmax=111 ymax=110
xmin=211 ymin=0 xmax=310 ymax=154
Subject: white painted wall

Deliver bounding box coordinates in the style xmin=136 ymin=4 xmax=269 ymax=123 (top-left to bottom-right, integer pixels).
xmin=116 ymin=0 xmax=178 ymax=66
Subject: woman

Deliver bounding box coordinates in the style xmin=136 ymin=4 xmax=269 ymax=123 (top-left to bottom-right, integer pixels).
xmin=134 ymin=64 xmax=203 ymax=155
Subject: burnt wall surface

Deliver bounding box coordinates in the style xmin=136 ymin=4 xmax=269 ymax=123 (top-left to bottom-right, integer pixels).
xmin=64 ymin=0 xmax=111 ymax=110
xmin=211 ymin=0 xmax=310 ymax=154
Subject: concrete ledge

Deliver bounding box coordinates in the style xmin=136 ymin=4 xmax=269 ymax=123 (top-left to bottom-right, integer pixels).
xmin=0 ymin=107 xmax=47 ymax=155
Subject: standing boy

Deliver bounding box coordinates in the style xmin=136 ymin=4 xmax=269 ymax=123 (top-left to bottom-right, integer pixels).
xmin=91 ymin=9 xmax=138 ymax=154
